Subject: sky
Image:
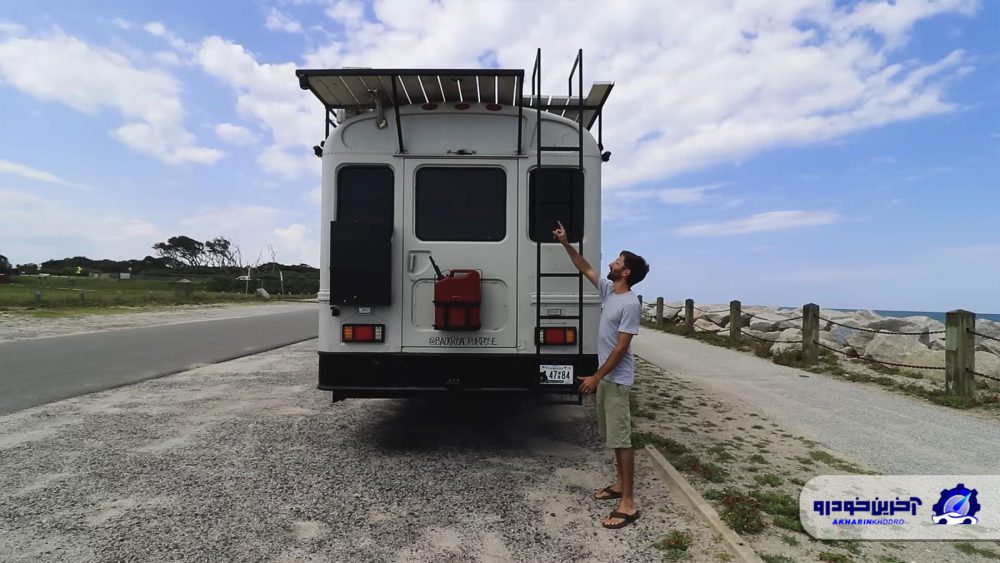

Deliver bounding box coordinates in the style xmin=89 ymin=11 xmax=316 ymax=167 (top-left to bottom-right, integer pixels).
xmin=0 ymin=0 xmax=998 ymax=313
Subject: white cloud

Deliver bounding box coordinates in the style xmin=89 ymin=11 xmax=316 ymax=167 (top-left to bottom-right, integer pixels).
xmin=195 ymin=35 xmax=321 ymax=177
xmin=142 ymin=21 xmax=194 ymax=54
xmin=110 ymin=17 xmax=131 ymax=30
xmin=656 ymin=184 xmax=726 ymax=204
xmin=0 ymin=159 xmax=85 ymax=188
xmin=266 ymin=8 xmax=303 ymax=33
xmin=293 ymin=0 xmax=976 ymax=190
xmin=0 ymin=188 xmax=165 ymax=262
xmin=176 ymin=205 xmax=317 ymax=266
xmin=214 ymin=123 xmax=260 ymax=145
xmin=0 ymin=21 xmax=26 ymax=37
xmin=674 ymin=210 xmax=840 ymax=236
xmin=256 ymin=145 xmax=318 ymax=179
xmin=0 ymin=32 xmax=222 ymax=165
xmin=304 ymin=185 xmax=321 ymax=206
xmin=154 ymin=50 xmax=183 ymax=66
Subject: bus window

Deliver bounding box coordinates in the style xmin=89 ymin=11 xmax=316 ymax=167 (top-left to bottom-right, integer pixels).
xmin=529 ymin=168 xmax=583 ymax=243
xmin=337 ymin=166 xmax=394 ymax=223
xmin=415 ymin=167 xmax=506 ymax=242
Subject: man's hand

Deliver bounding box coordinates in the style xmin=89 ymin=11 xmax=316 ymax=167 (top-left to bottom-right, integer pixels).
xmin=552 ymin=221 xmax=568 ymax=245
xmin=578 ymin=374 xmax=600 ymax=394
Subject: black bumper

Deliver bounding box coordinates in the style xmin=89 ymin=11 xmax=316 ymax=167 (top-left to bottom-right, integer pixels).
xmin=318 ymin=352 xmax=598 ymax=398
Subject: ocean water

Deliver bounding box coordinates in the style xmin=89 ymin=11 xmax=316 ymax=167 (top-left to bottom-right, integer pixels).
xmin=830 ymin=309 xmax=1000 ymax=324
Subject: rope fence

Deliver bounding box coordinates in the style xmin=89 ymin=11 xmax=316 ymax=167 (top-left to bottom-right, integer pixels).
xmin=640 ymin=295 xmax=998 ymax=401
xmin=820 ymin=316 xmax=946 ymax=336
xmin=816 ymin=341 xmax=946 ymax=371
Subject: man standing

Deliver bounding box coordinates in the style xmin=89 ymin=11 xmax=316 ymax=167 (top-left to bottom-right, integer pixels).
xmin=552 ymin=221 xmax=649 ymax=530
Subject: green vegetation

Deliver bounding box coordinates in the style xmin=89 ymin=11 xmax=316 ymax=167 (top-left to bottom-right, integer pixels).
xmin=954 ymin=542 xmax=1000 ymax=559
xmin=817 ymin=552 xmax=852 ymax=563
xmin=653 ymin=530 xmax=691 ymax=560
xmin=761 ymin=556 xmax=795 ymax=563
xmin=720 ymin=492 xmax=765 ymax=534
xmin=0 ymin=271 xmax=314 ymax=314
xmin=753 ymin=474 xmax=783 ymax=487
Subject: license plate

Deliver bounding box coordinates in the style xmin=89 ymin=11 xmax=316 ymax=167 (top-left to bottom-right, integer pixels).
xmin=539 ymin=364 xmax=574 ymax=385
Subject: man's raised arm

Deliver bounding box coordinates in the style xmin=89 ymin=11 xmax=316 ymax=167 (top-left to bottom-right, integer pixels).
xmin=552 ymin=221 xmax=599 ymax=287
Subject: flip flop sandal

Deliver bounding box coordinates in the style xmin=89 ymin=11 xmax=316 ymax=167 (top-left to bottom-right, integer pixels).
xmin=602 ymin=510 xmax=640 ymax=529
xmin=594 ymin=486 xmax=622 ymax=500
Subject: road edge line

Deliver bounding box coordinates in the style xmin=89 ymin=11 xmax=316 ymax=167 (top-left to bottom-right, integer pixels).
xmin=644 ymin=444 xmax=763 ymax=563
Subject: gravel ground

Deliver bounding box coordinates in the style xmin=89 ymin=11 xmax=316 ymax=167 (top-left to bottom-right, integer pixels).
xmin=0 ymin=302 xmax=313 ymax=343
xmin=633 ymin=330 xmax=1000 ymax=475
xmin=0 ymin=339 xmax=724 ymax=562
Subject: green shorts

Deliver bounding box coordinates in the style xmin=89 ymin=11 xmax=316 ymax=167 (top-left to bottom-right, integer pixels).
xmin=596 ymin=379 xmax=632 ymax=449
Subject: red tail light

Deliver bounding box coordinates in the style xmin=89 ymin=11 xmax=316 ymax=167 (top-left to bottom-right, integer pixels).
xmin=536 ymin=327 xmax=576 ymax=346
xmin=342 ymin=324 xmax=385 ymax=343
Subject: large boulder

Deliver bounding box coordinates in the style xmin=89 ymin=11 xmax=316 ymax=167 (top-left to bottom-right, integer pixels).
xmin=974 ymin=351 xmax=1000 ymax=390
xmin=863 ymin=333 xmax=931 ymax=363
xmin=777 ymin=328 xmax=803 ymax=342
xmin=974 ymin=320 xmax=1000 ymax=356
xmin=749 ymin=312 xmax=789 ymax=332
xmin=703 ymin=311 xmax=730 ymax=327
xmin=771 ymin=341 xmax=801 ymax=356
xmin=694 ymin=318 xmax=724 ymax=333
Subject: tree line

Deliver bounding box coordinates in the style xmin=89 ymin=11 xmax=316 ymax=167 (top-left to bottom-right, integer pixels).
xmin=1 ymin=235 xmax=317 ymax=276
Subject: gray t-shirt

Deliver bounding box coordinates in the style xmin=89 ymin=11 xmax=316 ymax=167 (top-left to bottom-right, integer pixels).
xmin=596 ymin=278 xmax=640 ymax=386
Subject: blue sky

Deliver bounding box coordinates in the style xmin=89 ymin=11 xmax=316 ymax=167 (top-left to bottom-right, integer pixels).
xmin=1 ymin=0 xmax=998 ymax=313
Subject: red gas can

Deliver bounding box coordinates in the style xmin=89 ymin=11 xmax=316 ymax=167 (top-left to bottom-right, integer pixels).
xmin=433 ymin=269 xmax=481 ymax=331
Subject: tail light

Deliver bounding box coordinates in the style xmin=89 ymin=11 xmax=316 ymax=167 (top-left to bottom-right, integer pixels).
xmin=536 ymin=327 xmax=576 ymax=346
xmin=342 ymin=324 xmax=385 ymax=343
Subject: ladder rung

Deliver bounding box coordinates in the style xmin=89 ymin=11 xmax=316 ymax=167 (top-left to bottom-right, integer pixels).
xmin=539 ymin=146 xmax=581 ymax=152
xmin=539 ymin=273 xmax=580 ymax=278
xmin=540 ymin=315 xmax=581 ymax=320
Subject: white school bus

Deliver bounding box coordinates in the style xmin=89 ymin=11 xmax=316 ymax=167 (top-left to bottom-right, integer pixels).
xmin=296 ymin=50 xmax=613 ymax=401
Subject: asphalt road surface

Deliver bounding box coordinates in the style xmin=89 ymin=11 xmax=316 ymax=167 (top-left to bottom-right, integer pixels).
xmin=0 ymin=309 xmax=317 ymax=415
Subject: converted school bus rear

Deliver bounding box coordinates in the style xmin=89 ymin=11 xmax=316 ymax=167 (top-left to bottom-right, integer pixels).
xmin=296 ymin=51 xmax=613 ymax=401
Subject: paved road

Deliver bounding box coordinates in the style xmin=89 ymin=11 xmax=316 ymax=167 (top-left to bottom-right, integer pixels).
xmin=633 ymin=330 xmax=1000 ymax=475
xmin=0 ymin=309 xmax=317 ymax=415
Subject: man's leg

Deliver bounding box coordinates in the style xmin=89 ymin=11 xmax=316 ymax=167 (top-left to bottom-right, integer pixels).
xmin=595 ymin=380 xmax=623 ymax=498
xmin=602 ymin=383 xmax=638 ymax=527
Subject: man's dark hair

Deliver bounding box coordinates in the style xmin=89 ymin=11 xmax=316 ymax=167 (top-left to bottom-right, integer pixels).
xmin=620 ymin=251 xmax=648 ymax=288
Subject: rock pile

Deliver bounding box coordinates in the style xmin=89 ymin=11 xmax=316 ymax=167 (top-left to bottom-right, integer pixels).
xmin=642 ymin=303 xmax=1000 ymax=389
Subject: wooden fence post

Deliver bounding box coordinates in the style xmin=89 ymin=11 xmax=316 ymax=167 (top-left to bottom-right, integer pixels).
xmin=730 ymin=300 xmax=741 ymax=344
xmin=946 ymin=309 xmax=976 ymax=401
xmin=655 ymin=297 xmax=664 ymax=326
xmin=802 ymin=303 xmax=819 ymax=363
xmin=685 ymin=299 xmax=694 ymax=331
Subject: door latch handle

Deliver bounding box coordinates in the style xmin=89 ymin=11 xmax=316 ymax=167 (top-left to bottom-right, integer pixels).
xmin=408 ymin=252 xmax=416 ymax=273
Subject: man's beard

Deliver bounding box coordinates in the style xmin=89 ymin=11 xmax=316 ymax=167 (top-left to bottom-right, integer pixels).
xmin=607 ymin=269 xmax=620 ymax=281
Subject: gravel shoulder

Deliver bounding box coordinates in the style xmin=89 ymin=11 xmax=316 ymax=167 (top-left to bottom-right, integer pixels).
xmin=633 ymin=330 xmax=1000 ymax=475
xmin=0 ymin=339 xmax=725 ymax=562
xmin=0 ymin=301 xmax=314 ymax=343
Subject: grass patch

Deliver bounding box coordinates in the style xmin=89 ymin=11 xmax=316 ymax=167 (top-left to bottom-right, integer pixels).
xmin=653 ymin=530 xmax=691 ymax=560
xmin=818 ymin=552 xmax=852 ymax=563
xmin=761 ymin=556 xmax=795 ymax=563
xmin=772 ymin=515 xmax=805 ymax=533
xmin=876 ymin=557 xmax=906 ymax=563
xmin=808 ymin=450 xmax=868 ymax=473
xmin=632 ymin=432 xmax=689 ymax=457
xmin=779 ymin=534 xmax=799 ymax=547
xmin=747 ymin=454 xmax=767 ymax=464
xmin=954 ymin=542 xmax=1000 ymax=559
xmin=750 ymin=491 xmax=797 ymax=518
xmin=822 ymin=540 xmax=861 ymax=555
xmin=753 ymin=474 xmax=783 ymax=487
xmin=720 ymin=492 xmax=765 ymax=534
xmin=676 ymin=454 xmax=728 ymax=482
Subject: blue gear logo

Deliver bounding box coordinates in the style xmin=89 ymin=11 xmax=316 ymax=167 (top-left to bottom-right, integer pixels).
xmin=931 ymin=484 xmax=980 ymax=525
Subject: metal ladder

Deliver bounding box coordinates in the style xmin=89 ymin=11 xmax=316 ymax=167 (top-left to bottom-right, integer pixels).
xmin=531 ymin=48 xmax=586 ymax=403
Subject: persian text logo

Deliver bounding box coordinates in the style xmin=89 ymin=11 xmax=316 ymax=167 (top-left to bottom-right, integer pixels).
xmin=813 ymin=496 xmax=921 ymax=526
xmin=931 ymin=484 xmax=980 ymax=525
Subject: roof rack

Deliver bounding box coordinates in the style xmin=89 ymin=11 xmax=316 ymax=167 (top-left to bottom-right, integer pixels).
xmin=295 ymin=51 xmax=613 ymax=154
